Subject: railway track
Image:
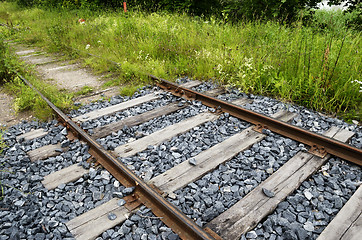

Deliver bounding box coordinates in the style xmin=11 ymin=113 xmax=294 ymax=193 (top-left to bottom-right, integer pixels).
xmin=1 ymin=71 xmax=361 ymax=240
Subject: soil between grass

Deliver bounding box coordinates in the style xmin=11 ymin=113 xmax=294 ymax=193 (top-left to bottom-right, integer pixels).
xmin=0 ymin=88 xmax=33 ymax=127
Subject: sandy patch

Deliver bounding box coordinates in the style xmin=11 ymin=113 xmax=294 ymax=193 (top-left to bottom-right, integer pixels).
xmin=19 ymin=53 xmax=57 ymax=65
xmin=0 ymin=88 xmax=33 ymax=128
xmin=35 ymin=61 xmax=102 ymax=91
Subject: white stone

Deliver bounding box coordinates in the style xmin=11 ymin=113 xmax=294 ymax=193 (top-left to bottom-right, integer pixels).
xmin=304 ymin=190 xmax=313 ymax=200
xmin=303 ymin=221 xmax=314 ymax=232
xmin=168 ymin=193 xmax=177 ymax=199
xmin=170 ymin=146 xmax=178 ymax=152
xmin=101 ymin=170 xmax=110 ymax=180
xmin=222 ymin=186 xmax=231 ymax=193
xmin=113 ymin=180 xmax=120 ymax=188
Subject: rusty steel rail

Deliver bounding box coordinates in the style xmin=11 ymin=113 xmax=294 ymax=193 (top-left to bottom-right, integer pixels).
xmin=15 ymin=72 xmax=216 ymax=240
xmin=150 ymin=75 xmax=362 ymax=167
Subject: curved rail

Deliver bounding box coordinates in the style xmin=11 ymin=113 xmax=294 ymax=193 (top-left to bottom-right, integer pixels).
xmin=150 ymin=75 xmax=362 ymax=167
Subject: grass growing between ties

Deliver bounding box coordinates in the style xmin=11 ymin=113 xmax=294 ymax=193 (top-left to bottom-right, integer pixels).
xmin=119 ymin=84 xmax=144 ymax=97
xmin=0 ymin=36 xmax=74 ymax=120
xmin=0 ymin=2 xmax=361 ymax=121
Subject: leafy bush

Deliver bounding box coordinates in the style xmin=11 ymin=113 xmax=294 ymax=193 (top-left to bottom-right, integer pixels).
xmin=12 ymin=0 xmax=36 ymax=7
xmin=301 ymin=2 xmax=362 ymax=32
xmin=221 ymin=0 xmax=321 ymax=22
xmin=4 ymin=0 xmax=320 ymax=21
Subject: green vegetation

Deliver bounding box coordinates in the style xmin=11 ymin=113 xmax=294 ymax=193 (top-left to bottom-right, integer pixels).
xmin=0 ymin=1 xmax=361 ymax=121
xmin=309 ymin=8 xmax=361 ymax=33
xmin=0 ymin=36 xmax=74 ymax=120
xmin=0 ymin=130 xmax=6 ymax=155
xmin=3 ymin=75 xmax=74 ymax=119
xmin=74 ymin=85 xmax=93 ymax=96
xmin=9 ymin=0 xmax=361 ymax=25
xmin=119 ymin=84 xmax=143 ymax=97
xmin=0 ymin=32 xmax=16 ymax=83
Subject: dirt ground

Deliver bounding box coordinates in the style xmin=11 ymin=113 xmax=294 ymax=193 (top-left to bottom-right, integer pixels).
xmin=0 ymin=88 xmax=33 ymax=128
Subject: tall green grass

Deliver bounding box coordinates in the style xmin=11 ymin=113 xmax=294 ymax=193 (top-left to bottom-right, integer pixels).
xmin=1 ymin=2 xmax=361 ymax=120
xmin=310 ymin=9 xmax=359 ymax=34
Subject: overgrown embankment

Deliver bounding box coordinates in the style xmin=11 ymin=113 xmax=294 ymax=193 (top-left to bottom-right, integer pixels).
xmin=0 ymin=37 xmax=73 ymax=120
xmin=0 ymin=2 xmax=361 ymax=121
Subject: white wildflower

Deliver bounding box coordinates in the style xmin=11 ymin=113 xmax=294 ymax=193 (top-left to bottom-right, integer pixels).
xmin=243 ymin=57 xmax=254 ymax=70
xmin=262 ymin=65 xmax=274 ymax=72
xmin=203 ymin=50 xmax=211 ymax=58
xmin=137 ymin=50 xmax=143 ymax=60
xmin=216 ymin=64 xmax=225 ymax=75
xmin=351 ymin=79 xmax=362 ymax=93
xmin=85 ymin=44 xmax=90 ymax=50
xmin=194 ymin=50 xmax=200 ymax=58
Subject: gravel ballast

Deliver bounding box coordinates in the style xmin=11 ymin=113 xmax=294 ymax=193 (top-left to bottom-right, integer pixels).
xmin=168 ymin=132 xmax=305 ymax=227
xmin=118 ymin=113 xmax=250 ymax=181
xmin=243 ymin=157 xmax=361 ymax=240
xmin=1 ymin=79 xmax=361 ymax=240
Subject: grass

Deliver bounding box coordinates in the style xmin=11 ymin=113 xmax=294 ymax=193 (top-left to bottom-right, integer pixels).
xmin=74 ymin=85 xmax=93 ymax=96
xmin=3 ymin=75 xmax=73 ymax=119
xmin=0 ymin=37 xmax=74 ymax=120
xmin=119 ymin=84 xmax=143 ymax=96
xmin=0 ymin=2 xmax=361 ymax=121
xmin=311 ymin=9 xmax=359 ymax=34
xmin=0 ymin=130 xmax=6 ymax=155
